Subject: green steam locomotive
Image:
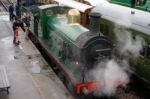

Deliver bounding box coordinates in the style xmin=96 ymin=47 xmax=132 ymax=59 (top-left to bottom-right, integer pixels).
xmin=21 ymin=2 xmax=131 ymax=96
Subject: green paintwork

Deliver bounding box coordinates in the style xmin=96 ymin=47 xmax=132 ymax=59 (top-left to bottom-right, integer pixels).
xmin=110 ymin=0 xmax=150 ymax=11
xmin=49 ymin=17 xmax=88 ymax=42
xmin=39 ymin=9 xmax=49 ymax=39
xmin=36 ymin=5 xmax=87 ymax=82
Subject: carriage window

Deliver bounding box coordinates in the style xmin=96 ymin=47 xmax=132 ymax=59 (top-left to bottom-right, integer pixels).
xmin=140 ymin=46 xmax=145 ymax=56
xmin=100 ymin=23 xmax=104 ymax=33
xmin=136 ymin=0 xmax=147 ymax=6
xmin=105 ymin=25 xmax=109 ymax=35
xmin=147 ymin=43 xmax=150 ymax=58
xmin=100 ymin=23 xmax=109 ymax=36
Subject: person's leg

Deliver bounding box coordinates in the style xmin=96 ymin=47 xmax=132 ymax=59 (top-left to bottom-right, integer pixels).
xmin=11 ymin=13 xmax=14 ymax=21
xmin=13 ymin=30 xmax=16 ymax=44
xmin=25 ymin=27 xmax=29 ymax=40
xmin=16 ymin=36 xmax=20 ymax=45
xmin=12 ymin=14 xmax=15 ymax=21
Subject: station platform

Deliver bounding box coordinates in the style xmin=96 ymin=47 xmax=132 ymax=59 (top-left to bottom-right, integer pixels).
xmin=0 ymin=12 xmax=74 ymax=99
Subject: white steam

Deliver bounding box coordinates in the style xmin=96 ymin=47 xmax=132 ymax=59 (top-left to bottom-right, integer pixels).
xmin=114 ymin=25 xmax=145 ymax=58
xmin=90 ymin=59 xmax=129 ymax=96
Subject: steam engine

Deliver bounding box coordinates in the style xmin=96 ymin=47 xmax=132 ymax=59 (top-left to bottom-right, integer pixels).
xmin=25 ymin=4 xmax=124 ymax=95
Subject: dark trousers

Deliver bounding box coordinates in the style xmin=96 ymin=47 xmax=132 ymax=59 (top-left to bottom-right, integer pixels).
xmin=9 ymin=13 xmax=14 ymax=21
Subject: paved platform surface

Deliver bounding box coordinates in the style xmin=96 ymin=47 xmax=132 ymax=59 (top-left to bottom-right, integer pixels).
xmin=0 ymin=12 xmax=73 ymax=99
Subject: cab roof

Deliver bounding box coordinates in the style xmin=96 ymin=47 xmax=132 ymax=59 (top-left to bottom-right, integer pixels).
xmin=54 ymin=0 xmax=92 ymax=12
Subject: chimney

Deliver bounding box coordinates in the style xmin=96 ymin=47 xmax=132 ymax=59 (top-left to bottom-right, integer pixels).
xmin=89 ymin=12 xmax=101 ymax=34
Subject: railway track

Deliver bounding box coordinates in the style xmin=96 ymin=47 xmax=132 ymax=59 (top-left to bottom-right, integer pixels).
xmin=92 ymin=76 xmax=150 ymax=99
xmin=115 ymin=82 xmax=150 ymax=99
xmin=0 ymin=0 xmax=12 ymax=11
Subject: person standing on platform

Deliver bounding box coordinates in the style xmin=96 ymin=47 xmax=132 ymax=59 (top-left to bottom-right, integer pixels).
xmin=9 ymin=4 xmax=15 ymax=21
xmin=12 ymin=17 xmax=25 ymax=45
xmin=15 ymin=3 xmax=21 ymax=18
xmin=22 ymin=13 xmax=31 ymax=40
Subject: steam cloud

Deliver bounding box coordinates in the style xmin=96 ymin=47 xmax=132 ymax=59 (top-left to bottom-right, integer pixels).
xmin=89 ymin=59 xmax=129 ymax=96
xmin=114 ymin=25 xmax=145 ymax=58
